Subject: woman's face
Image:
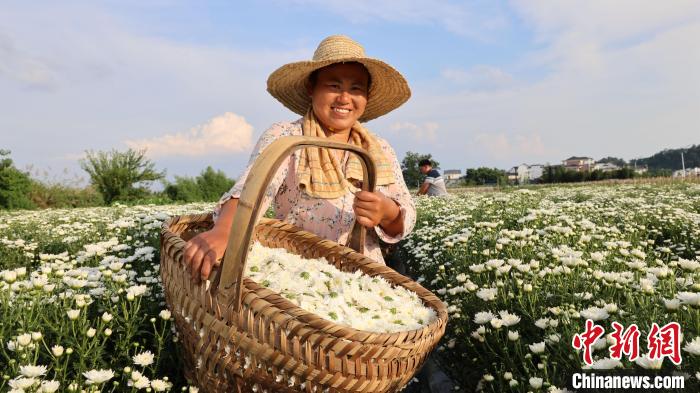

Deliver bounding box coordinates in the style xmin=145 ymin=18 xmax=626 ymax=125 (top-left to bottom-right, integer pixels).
xmin=309 ymin=62 xmax=369 ymax=133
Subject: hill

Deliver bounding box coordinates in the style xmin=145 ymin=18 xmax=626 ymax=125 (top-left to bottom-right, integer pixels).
xmin=637 ymin=144 xmax=700 ymax=170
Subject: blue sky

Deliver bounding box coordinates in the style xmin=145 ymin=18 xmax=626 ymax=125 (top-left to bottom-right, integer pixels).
xmin=2 ymin=0 xmax=699 ymax=185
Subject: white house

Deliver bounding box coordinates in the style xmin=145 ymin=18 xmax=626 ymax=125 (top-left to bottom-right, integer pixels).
xmin=507 ymin=164 xmax=543 ymax=184
xmin=593 ymin=162 xmax=620 ymax=172
xmin=508 ymin=164 xmax=530 ymax=184
xmin=528 ymin=165 xmax=544 ymax=181
xmin=443 ymin=169 xmax=462 ymax=181
xmin=673 ymin=167 xmax=700 ymax=178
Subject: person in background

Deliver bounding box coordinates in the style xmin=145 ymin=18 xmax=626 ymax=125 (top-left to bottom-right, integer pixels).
xmin=417 ymin=159 xmax=448 ymax=196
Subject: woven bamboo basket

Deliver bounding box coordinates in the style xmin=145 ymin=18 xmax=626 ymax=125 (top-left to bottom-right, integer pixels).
xmin=160 ymin=136 xmax=448 ymax=393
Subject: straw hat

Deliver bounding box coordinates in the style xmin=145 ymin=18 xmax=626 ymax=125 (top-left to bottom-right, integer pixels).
xmin=267 ymin=35 xmax=411 ymax=122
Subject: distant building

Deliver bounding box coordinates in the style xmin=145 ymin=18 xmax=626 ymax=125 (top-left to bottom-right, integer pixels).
xmin=563 ymin=156 xmax=595 ymax=172
xmin=508 ymin=164 xmax=530 ymax=184
xmin=443 ymin=169 xmax=462 ymax=181
xmin=593 ymin=162 xmax=620 ymax=172
xmin=528 ymin=164 xmax=544 ymax=181
xmin=634 ymin=165 xmax=648 ymax=175
xmin=673 ymin=167 xmax=700 ymax=178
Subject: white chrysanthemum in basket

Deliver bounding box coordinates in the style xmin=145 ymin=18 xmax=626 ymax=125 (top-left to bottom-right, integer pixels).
xmin=245 ymin=242 xmax=437 ymax=333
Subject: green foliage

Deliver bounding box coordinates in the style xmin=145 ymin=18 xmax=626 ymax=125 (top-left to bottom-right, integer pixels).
xmin=28 ymin=181 xmax=104 ymax=208
xmin=401 ymin=151 xmax=440 ymax=188
xmin=0 ymin=149 xmax=35 ymax=209
xmin=164 ymin=166 xmax=235 ymax=202
xmin=540 ymin=166 xmax=636 ymax=183
xmin=80 ymin=148 xmax=165 ymax=204
xmin=637 ymin=144 xmax=700 ymax=170
xmin=597 ymin=156 xmax=627 ymax=167
xmin=464 ymin=167 xmax=508 ymax=186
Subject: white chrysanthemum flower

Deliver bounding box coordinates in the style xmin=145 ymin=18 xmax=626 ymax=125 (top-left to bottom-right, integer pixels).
xmin=17 ymin=333 xmax=32 ymax=346
xmin=583 ymin=358 xmax=622 ymax=369
xmin=133 ymin=377 xmax=150 ymax=389
xmin=663 ymin=298 xmax=681 ymax=310
xmin=66 ymin=309 xmax=80 ymax=320
xmin=529 ymin=342 xmax=546 ymax=354
xmin=102 ymin=312 xmax=113 ymax=323
xmin=159 ymin=310 xmax=172 ymax=320
xmin=133 ymin=350 xmax=155 ymax=367
xmin=476 ymin=287 xmax=498 ymax=301
xmin=634 ymin=355 xmax=663 ymax=369
xmin=683 ymin=337 xmax=700 ymax=356
xmin=474 ymin=311 xmax=496 ymax=325
xmin=40 ymin=380 xmax=60 ymax=393
xmin=51 ymin=345 xmax=64 ymax=357
xmin=9 ymin=377 xmax=38 ymax=390
xmin=20 ymin=364 xmax=48 ymax=377
xmin=508 ymin=330 xmax=520 ymax=341
xmin=127 ymin=285 xmax=149 ymax=297
xmin=529 ymin=377 xmax=543 ymax=389
xmin=150 ymin=379 xmax=172 ymax=391
xmin=676 ymin=292 xmax=700 ymax=306
xmin=678 ymin=258 xmax=700 ymax=271
xmin=535 ymin=318 xmax=550 ymax=329
xmin=490 ymin=318 xmax=504 ymax=329
xmin=498 ymin=311 xmax=521 ymax=326
xmin=579 ymin=307 xmax=609 ymax=321
xmin=83 ymin=369 xmax=115 ymax=384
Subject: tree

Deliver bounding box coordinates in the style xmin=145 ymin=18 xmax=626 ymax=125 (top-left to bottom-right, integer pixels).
xmin=80 ymin=148 xmax=165 ymax=204
xmin=0 ymin=149 xmax=35 ymax=209
xmin=401 ymin=152 xmax=439 ymax=188
xmin=597 ymin=156 xmax=627 ymax=167
xmin=196 ymin=166 xmax=235 ymax=201
xmin=464 ymin=167 xmax=508 ymax=186
xmin=164 ymin=166 xmax=235 ymax=202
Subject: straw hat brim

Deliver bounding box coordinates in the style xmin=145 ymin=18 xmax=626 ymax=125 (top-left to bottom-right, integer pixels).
xmin=267 ymin=57 xmax=411 ymax=122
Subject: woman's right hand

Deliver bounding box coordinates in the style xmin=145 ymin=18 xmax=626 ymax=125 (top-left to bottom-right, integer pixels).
xmin=184 ymin=198 xmax=239 ymax=281
xmin=184 ymin=227 xmax=229 ymax=281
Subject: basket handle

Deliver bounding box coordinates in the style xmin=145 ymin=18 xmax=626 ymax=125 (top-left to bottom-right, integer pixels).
xmin=216 ymin=135 xmax=377 ymax=310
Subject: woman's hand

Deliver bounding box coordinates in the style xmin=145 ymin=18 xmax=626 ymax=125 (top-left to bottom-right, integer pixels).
xmin=183 ymin=227 xmax=229 ymax=282
xmin=352 ymin=190 xmax=402 ymax=233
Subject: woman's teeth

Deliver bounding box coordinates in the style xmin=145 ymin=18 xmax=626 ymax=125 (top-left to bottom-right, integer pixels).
xmin=333 ymin=108 xmax=350 ymax=114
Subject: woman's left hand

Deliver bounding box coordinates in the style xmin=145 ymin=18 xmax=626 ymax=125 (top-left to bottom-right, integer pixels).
xmin=353 ymin=190 xmax=400 ymax=229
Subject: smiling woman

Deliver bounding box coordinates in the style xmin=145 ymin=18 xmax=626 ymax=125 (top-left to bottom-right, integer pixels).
xmin=182 ymin=35 xmax=417 ymax=280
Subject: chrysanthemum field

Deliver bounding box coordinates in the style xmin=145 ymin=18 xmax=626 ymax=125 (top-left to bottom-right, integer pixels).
xmin=402 ymin=183 xmax=700 ymax=392
xmin=1 ymin=183 xmax=700 ymax=392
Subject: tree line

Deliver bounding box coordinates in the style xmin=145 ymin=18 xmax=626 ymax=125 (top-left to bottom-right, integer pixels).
xmin=0 ymin=148 xmax=235 ymax=210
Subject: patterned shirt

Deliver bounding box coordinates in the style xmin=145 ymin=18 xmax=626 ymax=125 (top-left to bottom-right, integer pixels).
xmin=213 ymin=119 xmax=417 ymax=264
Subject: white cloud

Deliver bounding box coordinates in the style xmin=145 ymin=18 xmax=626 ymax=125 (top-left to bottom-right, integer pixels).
xmin=0 ymin=33 xmax=58 ymax=89
xmin=473 ymin=132 xmax=548 ymax=162
xmin=381 ymin=1 xmax=700 ymax=169
xmin=389 ymin=121 xmax=439 ymax=142
xmin=441 ymin=65 xmax=514 ymax=90
xmin=287 ymin=0 xmax=508 ymax=40
xmin=125 ymin=112 xmax=254 ymax=158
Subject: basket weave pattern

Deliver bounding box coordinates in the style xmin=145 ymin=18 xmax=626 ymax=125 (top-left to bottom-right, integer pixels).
xmin=160 ymin=136 xmax=448 ymax=392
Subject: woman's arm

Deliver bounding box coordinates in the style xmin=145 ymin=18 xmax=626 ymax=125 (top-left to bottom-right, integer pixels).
xmin=184 ymin=197 xmax=238 ymax=281
xmin=185 ymin=122 xmax=297 ymax=281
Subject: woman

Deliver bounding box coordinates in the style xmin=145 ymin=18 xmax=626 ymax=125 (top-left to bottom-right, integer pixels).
xmin=184 ymin=35 xmax=416 ymax=281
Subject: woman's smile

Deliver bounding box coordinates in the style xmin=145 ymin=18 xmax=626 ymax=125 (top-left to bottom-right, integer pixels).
xmin=308 ymin=62 xmax=369 ymax=135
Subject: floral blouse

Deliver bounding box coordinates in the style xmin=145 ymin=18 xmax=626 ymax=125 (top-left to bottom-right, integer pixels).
xmin=213 ymin=119 xmax=416 ymax=264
